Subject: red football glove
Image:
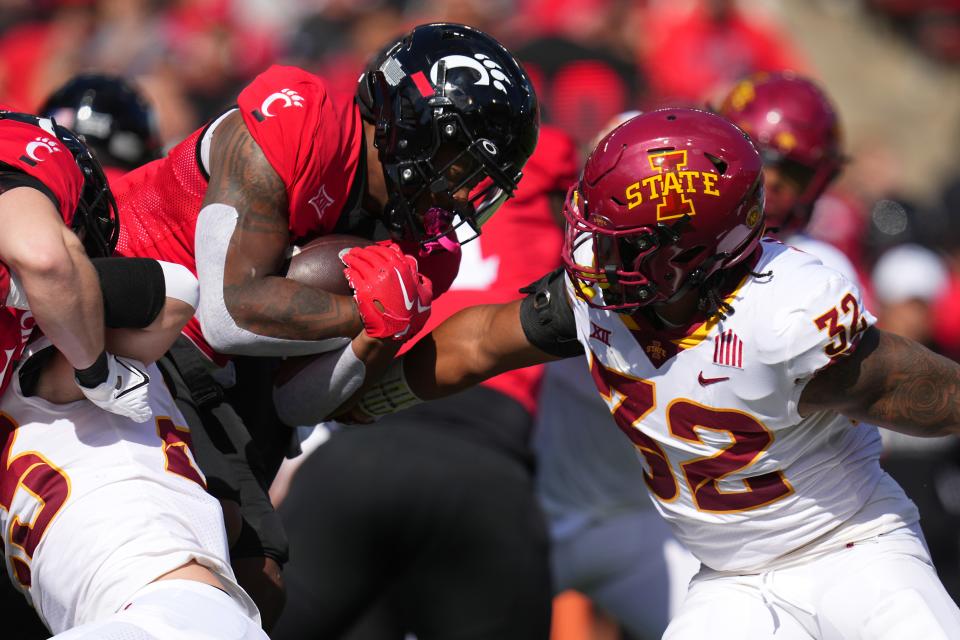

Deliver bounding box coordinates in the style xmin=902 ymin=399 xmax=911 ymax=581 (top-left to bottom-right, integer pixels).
xmin=341 ymin=243 xmax=433 ymax=341
xmin=379 ymin=236 xmax=462 ymax=299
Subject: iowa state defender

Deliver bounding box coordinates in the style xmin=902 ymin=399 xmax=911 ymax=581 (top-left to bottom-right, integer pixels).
xmin=345 ymin=109 xmax=960 ymax=639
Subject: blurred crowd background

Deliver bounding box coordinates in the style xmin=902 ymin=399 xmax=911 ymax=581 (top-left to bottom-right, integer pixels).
xmin=3 ymin=0 xmax=959 ymax=351
xmin=3 ymin=0 xmax=960 ymax=638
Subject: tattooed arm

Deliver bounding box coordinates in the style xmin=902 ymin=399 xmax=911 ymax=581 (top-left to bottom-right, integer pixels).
xmin=198 ymin=110 xmax=362 ymax=349
xmin=799 ymin=326 xmax=960 ymax=437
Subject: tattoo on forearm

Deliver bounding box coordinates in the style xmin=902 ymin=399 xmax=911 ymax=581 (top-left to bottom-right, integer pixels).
xmin=206 ymin=112 xmax=361 ymax=340
xmin=866 ymin=331 xmax=960 ymax=435
xmin=811 ymin=328 xmax=960 ymax=436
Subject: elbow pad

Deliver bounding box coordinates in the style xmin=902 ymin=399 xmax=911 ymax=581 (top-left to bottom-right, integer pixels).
xmin=519 ymin=268 xmax=584 ymax=359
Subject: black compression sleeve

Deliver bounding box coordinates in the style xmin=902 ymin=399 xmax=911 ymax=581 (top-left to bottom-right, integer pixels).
xmin=92 ymin=257 xmax=166 ymax=328
xmin=519 ymin=268 xmax=584 ymax=359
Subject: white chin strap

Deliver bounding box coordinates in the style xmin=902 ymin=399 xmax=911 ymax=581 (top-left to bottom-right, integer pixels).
xmin=194 ymin=203 xmax=349 ymax=357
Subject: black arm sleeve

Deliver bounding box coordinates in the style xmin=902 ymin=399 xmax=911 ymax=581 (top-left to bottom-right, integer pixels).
xmin=92 ymin=257 xmax=166 ymax=328
xmin=0 ymin=169 xmax=59 ymax=210
xmin=519 ymin=268 xmax=584 ymax=359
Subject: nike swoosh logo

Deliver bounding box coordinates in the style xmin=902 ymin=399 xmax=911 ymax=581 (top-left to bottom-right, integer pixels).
xmin=395 ymin=268 xmax=414 ymax=310
xmin=698 ymin=372 xmax=729 ymax=386
xmin=115 ymin=358 xmax=150 ymax=398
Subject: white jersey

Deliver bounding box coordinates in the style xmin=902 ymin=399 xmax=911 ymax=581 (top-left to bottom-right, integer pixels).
xmin=566 ymin=238 xmax=918 ymax=572
xmin=0 ymin=357 xmax=257 ymax=633
xmin=785 ymin=232 xmax=860 ymax=287
xmin=534 ymin=356 xmax=655 ymax=541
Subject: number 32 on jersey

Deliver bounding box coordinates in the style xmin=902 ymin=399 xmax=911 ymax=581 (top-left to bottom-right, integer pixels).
xmin=589 ymin=356 xmax=794 ymax=513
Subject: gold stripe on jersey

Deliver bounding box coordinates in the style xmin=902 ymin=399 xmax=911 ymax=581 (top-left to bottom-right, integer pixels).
xmin=619 ymin=270 xmax=752 ymax=352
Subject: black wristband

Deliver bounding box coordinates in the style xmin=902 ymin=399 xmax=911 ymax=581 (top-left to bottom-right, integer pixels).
xmin=75 ymin=351 xmax=109 ymax=388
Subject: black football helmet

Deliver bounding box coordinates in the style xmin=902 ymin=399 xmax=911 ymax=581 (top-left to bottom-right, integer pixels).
xmin=0 ymin=110 xmax=119 ymax=258
xmin=357 ymin=23 xmax=539 ymax=245
xmin=40 ymin=73 xmax=161 ymax=170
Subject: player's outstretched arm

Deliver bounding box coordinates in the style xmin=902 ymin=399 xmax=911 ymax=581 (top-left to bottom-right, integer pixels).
xmin=275 ymin=301 xmax=544 ymax=426
xmin=335 ymin=269 xmax=584 ymax=422
xmin=198 ymin=111 xmax=363 ymax=351
xmin=799 ymin=326 xmax=960 ymax=437
xmin=404 ymin=300 xmax=558 ymax=399
xmin=325 ymin=300 xmax=557 ymax=424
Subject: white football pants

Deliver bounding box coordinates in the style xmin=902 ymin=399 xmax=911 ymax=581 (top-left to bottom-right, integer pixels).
xmin=664 ymin=523 xmax=960 ymax=640
xmin=49 ymin=580 xmax=268 ymax=640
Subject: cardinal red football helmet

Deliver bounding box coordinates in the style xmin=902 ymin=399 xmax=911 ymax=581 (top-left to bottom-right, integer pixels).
xmin=562 ymin=108 xmax=764 ymax=311
xmin=718 ymin=71 xmax=843 ymax=235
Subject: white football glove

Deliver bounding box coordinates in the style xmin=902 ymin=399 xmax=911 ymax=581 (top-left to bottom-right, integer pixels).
xmin=77 ymin=353 xmax=152 ymax=423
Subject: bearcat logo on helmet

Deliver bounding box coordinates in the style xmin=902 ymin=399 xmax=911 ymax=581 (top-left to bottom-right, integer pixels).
xmin=356 ymin=23 xmax=539 ymax=245
xmin=428 ymin=53 xmax=514 ymax=94
xmin=623 ymin=149 xmax=721 ymax=221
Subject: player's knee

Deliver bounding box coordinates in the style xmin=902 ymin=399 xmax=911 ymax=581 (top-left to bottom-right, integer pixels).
xmin=233 ymin=555 xmax=286 ymax=631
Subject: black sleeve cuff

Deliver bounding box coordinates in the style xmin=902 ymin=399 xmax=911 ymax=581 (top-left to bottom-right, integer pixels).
xmin=93 ymin=257 xmax=166 ymax=328
xmin=0 ymin=168 xmax=60 ymax=212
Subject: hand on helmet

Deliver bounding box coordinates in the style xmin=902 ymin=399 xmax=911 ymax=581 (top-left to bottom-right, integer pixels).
xmin=341 ymin=243 xmax=433 ymax=341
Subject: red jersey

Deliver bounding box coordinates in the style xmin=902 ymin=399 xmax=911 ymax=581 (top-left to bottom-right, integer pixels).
xmin=113 ymin=66 xmax=363 ymax=361
xmin=402 ymin=125 xmax=579 ymax=414
xmin=0 ymin=115 xmax=84 ymax=395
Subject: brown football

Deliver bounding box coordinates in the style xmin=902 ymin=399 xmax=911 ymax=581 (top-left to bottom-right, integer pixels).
xmin=285 ymin=234 xmax=373 ymax=295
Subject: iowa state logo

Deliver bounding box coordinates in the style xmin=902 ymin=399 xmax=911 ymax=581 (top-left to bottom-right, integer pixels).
xmin=623 ymin=150 xmax=721 ymax=221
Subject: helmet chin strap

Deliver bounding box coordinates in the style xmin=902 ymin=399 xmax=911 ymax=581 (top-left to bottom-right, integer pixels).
xmin=420 ymin=207 xmax=460 ymax=254
xmin=648 ymin=249 xmax=734 ymax=326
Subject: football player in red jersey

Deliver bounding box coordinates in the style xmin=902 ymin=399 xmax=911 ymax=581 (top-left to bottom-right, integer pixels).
xmin=110 ymin=23 xmax=539 ymax=626
xmin=339 ymin=109 xmax=960 ymax=638
xmin=0 ymin=108 xmax=270 ymax=638
xmin=271 ymin=124 xmax=576 ymax=640
xmin=0 ymin=110 xmax=151 ymax=421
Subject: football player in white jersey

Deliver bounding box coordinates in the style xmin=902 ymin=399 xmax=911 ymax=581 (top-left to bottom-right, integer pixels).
xmin=717 ymin=71 xmax=859 ymax=284
xmin=533 ymin=111 xmax=699 ymax=638
xmin=1 ymin=257 xmax=266 ymax=639
xmin=335 ymin=109 xmax=960 ymax=639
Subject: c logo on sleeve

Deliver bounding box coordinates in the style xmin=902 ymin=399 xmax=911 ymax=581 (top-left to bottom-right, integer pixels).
xmin=20 ymin=136 xmax=61 ymax=166
xmin=251 ymin=88 xmax=305 ymax=122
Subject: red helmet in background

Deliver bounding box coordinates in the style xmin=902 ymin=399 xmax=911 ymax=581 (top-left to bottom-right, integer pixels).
xmin=718 ymin=71 xmax=844 ymax=235
xmin=562 ymin=108 xmax=765 ymax=312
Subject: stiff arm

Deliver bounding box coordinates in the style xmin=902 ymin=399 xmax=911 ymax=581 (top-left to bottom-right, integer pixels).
xmin=799 ymin=326 xmax=960 ymax=437
xmin=330 ymin=268 xmax=583 ymax=422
